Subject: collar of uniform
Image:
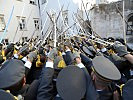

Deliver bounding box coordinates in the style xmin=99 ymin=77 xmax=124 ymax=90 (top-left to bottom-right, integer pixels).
xmin=77 ymin=63 xmax=85 ymax=68
xmin=101 ymin=48 xmax=107 ymax=53
xmin=45 ymin=61 xmax=54 ymax=68
xmin=22 ymin=57 xmax=28 ymax=63
xmin=14 ymin=54 xmax=19 ymax=59
xmin=65 ymin=49 xmax=71 ymax=52
xmin=62 ymin=52 xmax=66 ymax=56
xmin=24 ymin=61 xmax=32 ymax=69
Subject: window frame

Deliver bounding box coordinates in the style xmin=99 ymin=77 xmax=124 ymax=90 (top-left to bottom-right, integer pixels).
xmin=33 ymin=18 xmax=39 ymax=30
xmin=126 ymin=15 xmax=133 ymax=35
xmin=29 ymin=0 xmax=36 ymax=5
xmin=22 ymin=37 xmax=28 ymax=42
xmin=17 ymin=16 xmax=27 ymax=31
xmin=0 ymin=14 xmax=6 ymax=32
xmin=62 ymin=10 xmax=69 ymax=25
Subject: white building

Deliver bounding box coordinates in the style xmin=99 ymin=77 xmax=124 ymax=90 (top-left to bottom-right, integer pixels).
xmin=0 ymin=0 xmax=40 ymax=43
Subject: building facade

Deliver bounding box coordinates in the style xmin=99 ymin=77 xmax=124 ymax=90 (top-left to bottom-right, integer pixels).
xmin=0 ymin=0 xmax=40 ymax=43
xmin=89 ymin=0 xmax=133 ymax=42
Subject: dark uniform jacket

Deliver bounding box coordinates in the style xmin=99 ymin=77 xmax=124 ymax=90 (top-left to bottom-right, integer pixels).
xmin=11 ymin=80 xmax=39 ymax=100
xmin=62 ymin=51 xmax=73 ymax=66
xmin=37 ymin=65 xmax=99 ymax=100
xmin=80 ymin=53 xmax=92 ymax=72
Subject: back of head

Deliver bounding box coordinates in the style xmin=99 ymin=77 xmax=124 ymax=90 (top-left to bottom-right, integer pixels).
xmin=0 ymin=59 xmax=25 ymax=92
xmin=56 ymin=65 xmax=86 ymax=100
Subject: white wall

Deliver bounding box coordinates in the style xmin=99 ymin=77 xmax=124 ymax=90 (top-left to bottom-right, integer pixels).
xmin=0 ymin=0 xmax=40 ymax=42
xmin=90 ymin=7 xmax=132 ymax=39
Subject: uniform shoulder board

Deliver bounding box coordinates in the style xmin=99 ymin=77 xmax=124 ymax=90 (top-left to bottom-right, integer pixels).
xmin=0 ymin=89 xmax=15 ymax=100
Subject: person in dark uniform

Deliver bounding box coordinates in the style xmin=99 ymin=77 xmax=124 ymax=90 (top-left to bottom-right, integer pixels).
xmin=37 ymin=49 xmax=99 ymax=100
xmin=91 ymin=56 xmax=121 ymax=100
xmin=4 ymin=43 xmax=14 ymax=59
xmin=113 ymin=41 xmax=133 ymax=80
xmin=26 ymin=48 xmax=46 ymax=84
xmin=0 ymin=53 xmax=39 ymax=100
xmin=62 ymin=41 xmax=73 ymax=66
xmin=122 ymin=79 xmax=133 ymax=100
xmin=80 ymin=53 xmax=92 ymax=73
xmin=72 ymin=52 xmax=99 ymax=100
xmin=46 ymin=41 xmax=54 ymax=55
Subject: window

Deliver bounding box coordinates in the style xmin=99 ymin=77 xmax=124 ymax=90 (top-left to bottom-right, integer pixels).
xmin=5 ymin=39 xmax=9 ymax=45
xmin=42 ymin=0 xmax=47 ymax=4
xmin=17 ymin=17 xmax=26 ymax=30
xmin=127 ymin=15 xmax=133 ymax=35
xmin=34 ymin=19 xmax=39 ymax=30
xmin=2 ymin=39 xmax=9 ymax=45
xmin=29 ymin=0 xmax=36 ymax=5
xmin=62 ymin=10 xmax=68 ymax=25
xmin=22 ymin=37 xmax=27 ymax=42
xmin=0 ymin=15 xmax=5 ymax=31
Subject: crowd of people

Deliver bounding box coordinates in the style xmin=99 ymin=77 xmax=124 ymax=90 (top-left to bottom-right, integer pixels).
xmin=0 ymin=35 xmax=133 ymax=100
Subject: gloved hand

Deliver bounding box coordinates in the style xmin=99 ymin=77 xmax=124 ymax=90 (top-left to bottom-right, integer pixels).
xmin=113 ymin=41 xmax=129 ymax=57
xmin=27 ymin=51 xmax=37 ymax=62
xmin=47 ymin=48 xmax=57 ymax=61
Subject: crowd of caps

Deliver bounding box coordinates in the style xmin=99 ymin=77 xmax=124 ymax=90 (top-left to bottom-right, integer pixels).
xmin=0 ymin=35 xmax=133 ymax=100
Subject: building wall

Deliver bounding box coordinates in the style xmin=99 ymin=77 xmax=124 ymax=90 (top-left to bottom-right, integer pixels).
xmin=96 ymin=0 xmax=108 ymax=5
xmin=0 ymin=0 xmax=40 ymax=42
xmin=90 ymin=0 xmax=133 ymax=39
xmin=90 ymin=8 xmax=124 ymax=38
